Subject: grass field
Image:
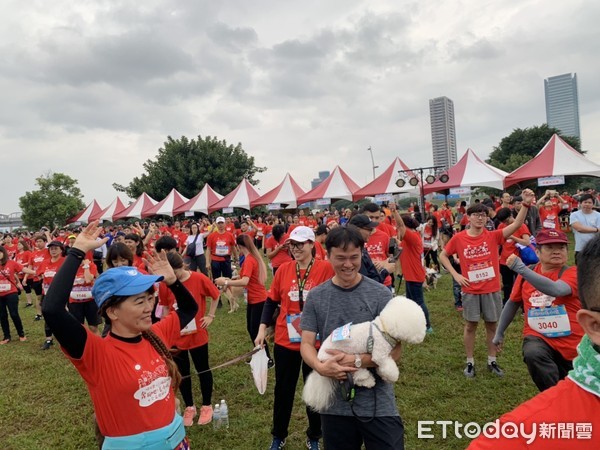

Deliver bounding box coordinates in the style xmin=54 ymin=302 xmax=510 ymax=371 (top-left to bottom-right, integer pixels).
xmin=1 ymin=242 xmax=574 ymax=450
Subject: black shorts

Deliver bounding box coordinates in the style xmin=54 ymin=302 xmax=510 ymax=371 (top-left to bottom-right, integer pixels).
xmin=68 ymin=301 xmax=101 ymax=326
xmin=29 ymin=280 xmax=43 ymax=296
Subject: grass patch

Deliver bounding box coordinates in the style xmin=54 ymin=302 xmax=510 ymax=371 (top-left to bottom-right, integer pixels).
xmin=1 ymin=239 xmax=577 ymax=449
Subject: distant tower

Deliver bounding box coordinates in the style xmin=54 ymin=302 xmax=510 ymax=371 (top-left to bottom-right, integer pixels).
xmin=544 ymin=73 xmax=581 ymax=140
xmin=429 ymin=96 xmax=457 ymax=170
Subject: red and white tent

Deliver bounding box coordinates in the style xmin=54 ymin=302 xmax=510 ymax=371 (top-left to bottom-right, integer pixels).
xmin=423 ymin=149 xmax=508 ymax=194
xmin=297 ymin=166 xmax=361 ymax=204
xmin=174 ymin=184 xmax=223 ymax=215
xmin=114 ymin=193 xmax=158 ymax=220
xmin=253 ymin=173 xmax=306 ymax=209
xmin=90 ymin=196 xmax=127 ymax=222
xmin=210 ymin=179 xmax=261 ymax=212
xmin=142 ymin=189 xmax=189 ymax=218
xmin=67 ymin=200 xmax=103 ymax=224
xmin=504 ymin=134 xmax=600 ymax=188
xmin=354 ymin=157 xmax=417 ymax=199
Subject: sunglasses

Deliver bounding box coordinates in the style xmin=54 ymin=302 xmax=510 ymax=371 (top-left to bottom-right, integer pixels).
xmin=288 ymin=241 xmax=308 ymax=250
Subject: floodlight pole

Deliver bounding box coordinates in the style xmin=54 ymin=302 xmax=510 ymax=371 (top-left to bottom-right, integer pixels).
xmin=397 ymin=165 xmax=447 ymax=223
xmin=367 ymin=146 xmax=378 ymax=180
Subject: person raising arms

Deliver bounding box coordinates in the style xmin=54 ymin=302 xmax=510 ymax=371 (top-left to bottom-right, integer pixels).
xmin=42 ymin=221 xmax=198 ymax=449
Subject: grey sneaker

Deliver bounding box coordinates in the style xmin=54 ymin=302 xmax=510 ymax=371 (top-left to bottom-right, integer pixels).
xmin=463 ymin=362 xmax=475 ymax=378
xmin=487 ymin=361 xmax=504 ymax=377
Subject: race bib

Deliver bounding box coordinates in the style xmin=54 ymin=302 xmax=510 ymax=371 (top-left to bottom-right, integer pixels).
xmin=543 ymin=219 xmax=556 ymax=229
xmin=527 ymin=305 xmax=571 ymax=337
xmin=0 ymin=282 xmax=11 ymax=292
xmin=332 ymin=322 xmax=352 ymax=342
xmin=286 ymin=313 xmax=302 ymax=343
xmin=215 ymin=241 xmax=229 ymax=256
xmin=467 ymin=262 xmax=495 ymax=282
xmin=180 ymin=318 xmax=198 ymax=335
xmin=70 ymin=287 xmax=93 ymax=301
xmin=44 ymin=270 xmax=57 ymax=278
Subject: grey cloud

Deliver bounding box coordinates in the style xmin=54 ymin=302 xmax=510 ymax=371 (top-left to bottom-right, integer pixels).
xmin=448 ymin=37 xmax=504 ymax=61
xmin=207 ymin=22 xmax=258 ymax=52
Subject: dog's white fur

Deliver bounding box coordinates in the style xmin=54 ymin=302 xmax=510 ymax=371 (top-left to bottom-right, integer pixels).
xmin=302 ymin=296 xmax=426 ymax=412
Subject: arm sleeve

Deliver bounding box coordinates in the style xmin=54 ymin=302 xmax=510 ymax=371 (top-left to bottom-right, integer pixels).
xmin=509 ymin=258 xmax=572 ymax=297
xmin=170 ymin=280 xmax=199 ymax=329
xmin=42 ymin=248 xmax=88 ymax=359
xmin=494 ymin=301 xmax=521 ymax=343
xmin=260 ymin=297 xmax=280 ymax=325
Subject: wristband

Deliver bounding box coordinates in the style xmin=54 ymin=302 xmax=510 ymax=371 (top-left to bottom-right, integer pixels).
xmin=522 ymin=203 xmax=531 ymax=209
xmin=596 ymin=227 xmax=599 ymax=233
xmin=225 ymin=280 xmax=229 ymax=287
xmin=83 ymin=265 xmax=90 ymax=269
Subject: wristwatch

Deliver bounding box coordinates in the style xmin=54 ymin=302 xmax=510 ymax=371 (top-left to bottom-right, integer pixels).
xmin=354 ymin=354 xmax=362 ymax=368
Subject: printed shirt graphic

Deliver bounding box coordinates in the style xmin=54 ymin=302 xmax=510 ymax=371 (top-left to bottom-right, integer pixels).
xmin=29 ymin=249 xmax=49 ymax=282
xmin=39 ymin=257 xmax=65 ymax=295
xmin=510 ymin=265 xmax=583 ymax=360
xmin=0 ymin=260 xmax=23 ymax=295
xmin=69 ymin=264 xmax=98 ymax=303
xmin=67 ymin=312 xmax=181 ymax=437
xmin=269 ymin=260 xmax=334 ymax=350
xmin=207 ymin=231 xmax=236 ymax=261
xmin=366 ymin=229 xmax=391 ymax=286
xmin=444 ymin=229 xmax=505 ymax=295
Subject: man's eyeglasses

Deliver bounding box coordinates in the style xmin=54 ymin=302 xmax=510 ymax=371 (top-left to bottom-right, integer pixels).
xmin=470 ymin=213 xmax=487 ymax=219
xmin=289 ymin=241 xmax=308 ymax=250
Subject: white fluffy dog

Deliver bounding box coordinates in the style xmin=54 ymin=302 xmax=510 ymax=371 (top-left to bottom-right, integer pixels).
xmin=302 ymin=296 xmax=426 ymax=412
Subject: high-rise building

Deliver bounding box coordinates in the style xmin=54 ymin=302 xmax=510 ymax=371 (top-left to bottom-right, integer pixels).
xmin=311 ymin=171 xmax=330 ymax=189
xmin=429 ymin=96 xmax=457 ymax=171
xmin=544 ymin=73 xmax=581 ymax=139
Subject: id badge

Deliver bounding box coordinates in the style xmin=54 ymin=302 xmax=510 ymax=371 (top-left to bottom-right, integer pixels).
xmin=331 ymin=322 xmax=352 ymax=342
xmin=286 ymin=313 xmax=302 ymax=343
xmin=527 ymin=305 xmax=571 ymax=337
xmin=180 ymin=318 xmax=198 ymax=335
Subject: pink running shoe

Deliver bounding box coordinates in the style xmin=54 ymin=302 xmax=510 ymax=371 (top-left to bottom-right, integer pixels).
xmin=198 ymin=405 xmax=213 ymax=425
xmin=183 ymin=406 xmax=197 ymax=426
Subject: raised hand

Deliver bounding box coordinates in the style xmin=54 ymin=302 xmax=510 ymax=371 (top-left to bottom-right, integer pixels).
xmin=143 ymin=250 xmax=177 ymax=285
xmin=73 ymin=221 xmax=108 ymax=253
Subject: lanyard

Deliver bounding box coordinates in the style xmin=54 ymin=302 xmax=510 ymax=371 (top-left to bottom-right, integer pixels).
xmin=296 ymin=258 xmax=315 ymax=311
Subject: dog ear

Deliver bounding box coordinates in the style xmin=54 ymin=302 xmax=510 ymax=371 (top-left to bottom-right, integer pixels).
xmin=383 ymin=296 xmax=426 ymax=344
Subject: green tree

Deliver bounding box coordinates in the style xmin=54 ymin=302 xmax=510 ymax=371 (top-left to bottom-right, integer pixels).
xmin=113 ymin=135 xmax=266 ymax=200
xmin=19 ymin=172 xmax=85 ymax=229
xmin=486 ymin=124 xmax=590 ymax=193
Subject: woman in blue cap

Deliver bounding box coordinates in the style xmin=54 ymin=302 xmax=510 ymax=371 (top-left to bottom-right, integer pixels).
xmin=42 ymin=221 xmax=198 ymax=450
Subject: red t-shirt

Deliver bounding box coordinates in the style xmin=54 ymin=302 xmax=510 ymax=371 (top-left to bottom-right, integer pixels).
xmin=4 ymin=243 xmax=17 ymax=259
xmin=39 ymin=257 xmax=66 ymax=295
xmin=510 ymin=265 xmax=583 ymax=361
xmin=440 ymin=209 xmax=454 ymax=226
xmin=30 ymin=248 xmax=49 ymax=282
xmin=540 ymin=206 xmax=562 ymax=230
xmin=224 ymin=224 xmax=235 ymax=235
xmin=67 ymin=313 xmax=181 ymax=437
xmin=444 ymin=229 xmax=505 ymax=294
xmin=69 ymin=264 xmax=98 ymax=303
xmin=269 ymin=259 xmax=334 ymax=351
xmin=15 ymin=251 xmax=32 ymax=279
xmin=431 ymin=211 xmax=442 ymax=227
xmin=298 ymin=217 xmax=308 ymax=226
xmin=399 ymin=229 xmax=426 ymax=283
xmin=498 ymin=223 xmax=530 ymax=265
xmin=206 ymin=231 xmax=236 ymax=262
xmin=265 ymin=236 xmax=292 ymax=269
xmin=366 ymin=229 xmax=391 ymax=286
xmin=160 ymin=272 xmax=220 ymax=350
xmin=287 ymin=224 xmax=299 ymax=233
xmin=377 ymin=221 xmax=397 ymax=239
xmin=239 ymin=254 xmax=267 ymax=304
xmin=467 ymin=378 xmax=600 ymax=449
xmin=254 ymin=224 xmax=266 ymax=241
xmin=132 ymin=255 xmax=146 ymax=272
xmin=423 ymin=224 xmax=436 ymax=249
xmin=314 ymin=241 xmax=327 ymax=261
xmin=0 ymin=260 xmax=23 ymax=295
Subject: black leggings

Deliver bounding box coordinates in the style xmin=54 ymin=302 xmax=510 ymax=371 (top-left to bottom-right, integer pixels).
xmin=247 ymin=301 xmax=271 ymax=359
xmin=0 ymin=293 xmax=24 ymax=340
xmin=174 ymin=345 xmax=213 ymax=407
xmin=424 ymin=248 xmax=438 ymax=269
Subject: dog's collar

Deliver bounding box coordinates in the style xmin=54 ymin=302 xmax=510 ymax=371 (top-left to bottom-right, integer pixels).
xmin=371 ymin=319 xmax=399 ymax=348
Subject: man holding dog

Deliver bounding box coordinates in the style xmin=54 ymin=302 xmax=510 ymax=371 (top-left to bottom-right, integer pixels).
xmin=439 ymin=189 xmax=535 ymax=379
xmin=301 ymin=226 xmax=404 ymax=450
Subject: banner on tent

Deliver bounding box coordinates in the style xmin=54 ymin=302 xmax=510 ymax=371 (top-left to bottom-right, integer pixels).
xmin=316 ymin=198 xmax=331 ymax=206
xmin=375 ymin=194 xmax=394 ymax=203
xmin=538 ymin=176 xmax=565 ymax=187
xmin=184 ymin=211 xmax=194 ymax=217
xmin=223 ymin=207 xmax=234 ymax=213
xmin=267 ymin=203 xmax=281 ymax=210
xmin=450 ymin=187 xmax=471 ymax=195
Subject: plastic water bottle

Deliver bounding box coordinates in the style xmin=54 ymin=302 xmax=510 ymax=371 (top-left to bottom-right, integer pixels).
xmin=220 ymin=399 xmax=229 ymax=429
xmin=213 ymin=404 xmax=221 ymax=430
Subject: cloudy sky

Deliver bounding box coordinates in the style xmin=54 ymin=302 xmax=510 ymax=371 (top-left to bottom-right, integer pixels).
xmin=2 ymin=0 xmax=599 ymax=214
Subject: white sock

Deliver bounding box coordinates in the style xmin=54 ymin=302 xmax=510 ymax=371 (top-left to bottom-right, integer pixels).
xmin=466 ymin=357 xmax=474 ymax=365
xmin=488 ymin=356 xmax=496 ymax=364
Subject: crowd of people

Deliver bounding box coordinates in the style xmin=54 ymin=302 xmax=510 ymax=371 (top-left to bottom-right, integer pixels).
xmin=1 ymin=185 xmax=600 ymax=448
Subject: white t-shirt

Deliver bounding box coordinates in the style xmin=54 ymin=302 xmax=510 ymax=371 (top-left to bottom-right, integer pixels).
xmin=186 ymin=234 xmax=205 ymax=256
xmin=570 ymin=210 xmax=600 ymax=251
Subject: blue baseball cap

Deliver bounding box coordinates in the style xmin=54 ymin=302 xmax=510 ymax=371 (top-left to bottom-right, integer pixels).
xmin=92 ymin=266 xmax=163 ymax=308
